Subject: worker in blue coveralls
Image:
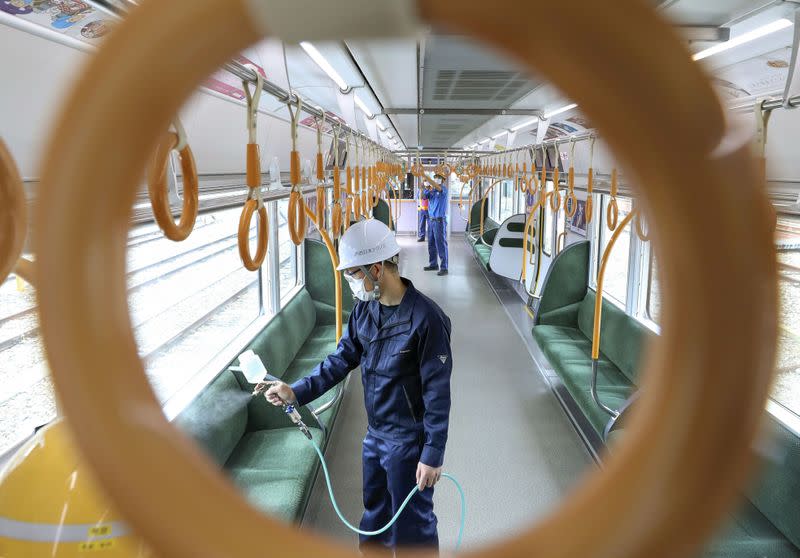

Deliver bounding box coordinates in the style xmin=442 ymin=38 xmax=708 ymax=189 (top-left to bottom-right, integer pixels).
xmin=421 ymin=173 xmax=449 ymax=276
xmin=261 ymin=219 xmax=452 ymax=556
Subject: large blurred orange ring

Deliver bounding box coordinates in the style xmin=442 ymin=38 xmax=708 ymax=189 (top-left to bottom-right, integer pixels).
xmin=34 ymin=0 xmax=777 ymax=557
xmin=1 ymin=138 xmax=26 ymax=283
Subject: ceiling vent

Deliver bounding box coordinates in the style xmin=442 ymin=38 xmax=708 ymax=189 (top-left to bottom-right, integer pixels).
xmin=432 ymin=70 xmax=529 ymax=103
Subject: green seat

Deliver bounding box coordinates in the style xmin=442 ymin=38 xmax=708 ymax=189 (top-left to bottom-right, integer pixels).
xmin=474 ymin=244 xmax=492 ymax=270
xmin=531 ymin=242 xmax=800 ymax=557
xmin=225 ymin=427 xmax=325 ymax=522
xmin=174 ymin=239 xmax=355 ymax=522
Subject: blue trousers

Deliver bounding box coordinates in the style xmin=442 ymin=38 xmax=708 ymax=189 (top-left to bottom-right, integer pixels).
xmin=359 ymin=434 xmax=438 ymax=553
xmin=418 ymin=210 xmax=428 ymax=240
xmin=427 ymin=218 xmax=448 ymax=271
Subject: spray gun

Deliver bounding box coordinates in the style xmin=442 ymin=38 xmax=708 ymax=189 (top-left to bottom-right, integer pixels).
xmin=251 ymin=381 xmax=313 ymax=440
xmin=239 ymin=350 xmax=313 ymax=440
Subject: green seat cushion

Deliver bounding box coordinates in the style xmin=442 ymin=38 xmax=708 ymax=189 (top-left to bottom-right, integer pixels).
xmin=225 ymin=427 xmax=324 ymax=522
xmin=532 ymin=325 xmax=587 ymax=345
xmin=577 ymin=291 xmax=651 ymax=384
xmin=174 ymin=371 xmax=248 ymax=466
xmin=247 ymin=289 xmax=317 ymax=379
xmin=571 ymin=385 xmax=634 ymax=434
xmin=704 ymin=499 xmax=800 ymax=557
xmin=474 ymin=244 xmax=492 ymax=269
xmin=748 ymin=419 xmax=800 ymax=549
xmin=536 ymin=302 xmax=582 ymax=328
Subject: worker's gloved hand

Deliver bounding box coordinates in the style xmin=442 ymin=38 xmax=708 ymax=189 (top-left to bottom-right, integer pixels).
xmin=261 ymin=381 xmax=297 ymax=406
xmin=416 ymin=462 xmax=442 ymax=491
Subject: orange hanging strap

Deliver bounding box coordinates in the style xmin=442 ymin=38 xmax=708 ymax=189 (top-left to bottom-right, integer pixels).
xmin=353 ymin=137 xmax=362 ymax=219
xmin=286 ymin=95 xmax=306 ymax=245
xmin=607 ymin=167 xmax=619 ymax=231
xmin=238 ymin=72 xmax=269 ymax=270
xmin=549 ymin=143 xmax=562 ymax=212
xmin=586 ymin=136 xmax=595 ymax=224
xmin=331 ymin=122 xmax=343 ymax=238
xmin=565 ymin=139 xmax=577 ymax=218
xmin=147 ymin=118 xmax=199 ymax=242
xmin=754 ymin=99 xmax=777 ymax=231
xmin=314 ymin=115 xmax=326 ymax=230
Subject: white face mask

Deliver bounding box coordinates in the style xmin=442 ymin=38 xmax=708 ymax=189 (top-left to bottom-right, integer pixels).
xmin=345 ymin=266 xmax=381 ymax=302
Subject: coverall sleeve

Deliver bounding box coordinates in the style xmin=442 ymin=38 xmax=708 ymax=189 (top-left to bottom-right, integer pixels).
xmin=290 ymin=306 xmax=363 ymax=407
xmin=418 ymin=313 xmax=453 ymax=468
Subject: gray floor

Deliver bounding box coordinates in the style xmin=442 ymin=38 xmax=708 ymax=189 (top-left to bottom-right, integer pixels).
xmin=301 ymin=236 xmax=594 ymax=552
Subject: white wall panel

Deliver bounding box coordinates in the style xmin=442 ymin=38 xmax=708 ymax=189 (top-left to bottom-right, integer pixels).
xmin=0 ymin=25 xmax=89 ymax=178
xmin=1 ymin=24 xmax=331 ymax=179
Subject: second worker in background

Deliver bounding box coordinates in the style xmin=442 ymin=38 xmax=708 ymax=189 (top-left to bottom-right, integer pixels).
xmin=422 ymin=173 xmax=449 ymax=276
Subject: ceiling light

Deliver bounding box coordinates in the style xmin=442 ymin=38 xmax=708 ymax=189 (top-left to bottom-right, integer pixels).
xmin=511 ymin=117 xmax=540 ymax=132
xmin=377 ymin=122 xmax=386 ymax=131
xmin=693 ymin=18 xmax=793 ymax=61
xmin=492 ymin=131 xmax=507 ymax=139
xmin=478 ymin=138 xmax=491 ymax=145
xmin=300 ymin=42 xmax=348 ymax=90
xmin=544 ymin=103 xmax=578 ymax=119
xmin=354 ymin=95 xmax=374 ymax=118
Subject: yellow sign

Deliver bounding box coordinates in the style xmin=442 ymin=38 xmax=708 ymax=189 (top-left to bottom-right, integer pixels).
xmin=79 ymin=539 xmax=117 ymax=552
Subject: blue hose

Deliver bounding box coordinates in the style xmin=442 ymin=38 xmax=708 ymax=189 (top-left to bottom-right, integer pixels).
xmin=308 ymin=438 xmax=466 ymax=551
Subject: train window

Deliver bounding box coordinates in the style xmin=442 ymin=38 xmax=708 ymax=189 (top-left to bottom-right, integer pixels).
xmin=277 ymin=198 xmax=299 ymax=301
xmin=0 ymin=207 xmax=265 ymax=453
xmin=598 ymin=195 xmax=632 ymax=305
xmin=0 ymin=282 xmax=50 ymax=453
xmin=775 ymin=247 xmax=800 ymax=416
xmin=499 ymin=181 xmax=513 ymax=222
xmin=646 ymin=252 xmax=662 ymax=322
xmin=542 ymin=181 xmax=554 ymax=257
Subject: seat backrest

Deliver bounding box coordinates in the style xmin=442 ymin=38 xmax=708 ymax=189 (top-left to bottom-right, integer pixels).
xmin=749 ymin=418 xmax=800 ymax=549
xmin=467 ymin=201 xmax=488 ymax=232
xmin=247 ymin=289 xmax=316 ymax=379
xmin=535 ymin=241 xmax=590 ymax=321
xmin=173 ymin=370 xmax=248 ymax=465
xmin=577 ymin=291 xmax=651 ymax=383
xmin=372 ymin=199 xmax=392 ymax=229
xmin=303 ymin=238 xmax=353 ymax=315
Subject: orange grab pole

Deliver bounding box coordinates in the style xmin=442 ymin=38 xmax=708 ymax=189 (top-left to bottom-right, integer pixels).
xmin=479 ymin=179 xmax=503 ymax=237
xmin=520 ymin=207 xmax=537 ymax=282
xmin=586 ymin=137 xmax=596 ymax=224
xmin=303 ymin=204 xmax=342 ymax=343
xmin=147 ymin=130 xmax=199 ymax=241
xmin=0 ymin=138 xmax=27 ymax=284
xmin=32 ymin=1 xmax=777 ymax=557
xmin=593 ymin=210 xmax=635 ymax=359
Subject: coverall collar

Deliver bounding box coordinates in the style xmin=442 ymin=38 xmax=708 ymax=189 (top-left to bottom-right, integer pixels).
xmin=366 ymin=278 xmax=418 ymax=343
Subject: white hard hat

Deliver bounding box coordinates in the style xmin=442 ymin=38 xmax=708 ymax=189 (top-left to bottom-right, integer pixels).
xmin=337 ymin=219 xmax=400 ymax=271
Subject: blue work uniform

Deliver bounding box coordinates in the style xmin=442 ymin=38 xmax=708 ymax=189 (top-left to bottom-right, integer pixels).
xmin=422 ymin=183 xmax=449 ymax=271
xmin=290 ymin=279 xmax=452 ymax=553
xmin=418 ymin=196 xmax=429 ymax=240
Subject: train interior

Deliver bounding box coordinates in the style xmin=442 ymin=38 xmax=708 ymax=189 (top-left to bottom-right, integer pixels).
xmin=1 ymin=0 xmax=800 ymax=556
